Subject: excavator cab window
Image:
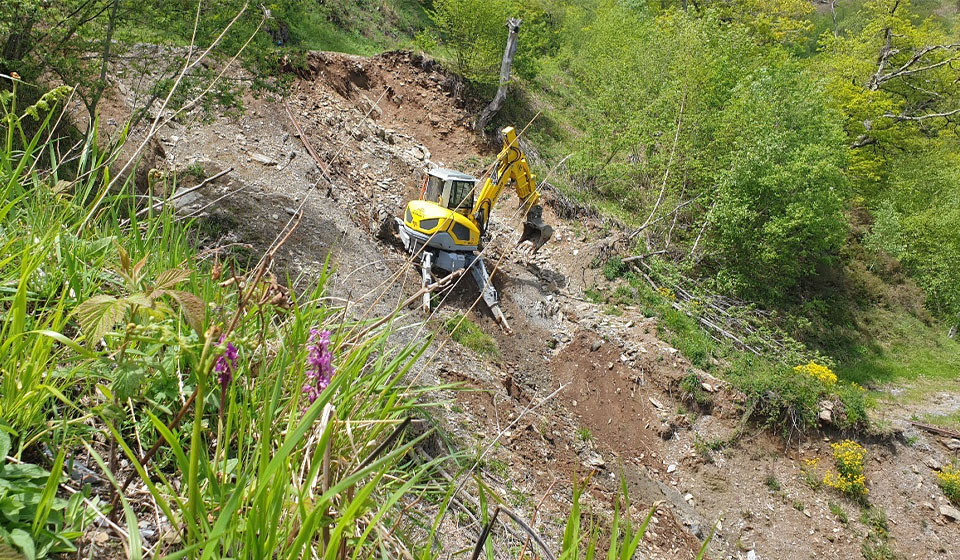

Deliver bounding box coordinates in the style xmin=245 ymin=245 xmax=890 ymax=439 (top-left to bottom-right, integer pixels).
xmin=424 ymin=175 xmax=443 ymax=204
xmin=448 ymin=180 xmax=475 ymax=210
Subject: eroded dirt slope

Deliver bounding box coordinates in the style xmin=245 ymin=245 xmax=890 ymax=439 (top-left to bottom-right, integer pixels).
xmin=88 ymin=49 xmax=960 ymax=559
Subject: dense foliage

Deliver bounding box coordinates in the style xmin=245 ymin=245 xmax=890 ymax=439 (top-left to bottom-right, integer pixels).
xmin=430 ymin=0 xmax=960 ymax=329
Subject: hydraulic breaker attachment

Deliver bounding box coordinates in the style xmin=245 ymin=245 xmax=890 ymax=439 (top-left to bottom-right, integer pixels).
xmin=469 ymin=256 xmax=511 ymax=334
xmin=519 ymin=205 xmax=553 ymax=253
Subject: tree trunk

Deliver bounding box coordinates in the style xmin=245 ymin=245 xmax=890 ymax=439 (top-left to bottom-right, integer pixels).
xmin=1 ymin=17 xmax=34 ymax=75
xmin=475 ymin=18 xmax=521 ymax=132
xmin=86 ymin=0 xmax=121 ymax=127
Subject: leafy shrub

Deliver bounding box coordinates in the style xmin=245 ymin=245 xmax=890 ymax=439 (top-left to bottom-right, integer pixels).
xmin=710 ymin=63 xmax=849 ymax=302
xmin=765 ymin=474 xmax=781 ymax=492
xmin=733 ymin=360 xmax=826 ymax=439
xmin=859 ymin=506 xmax=896 ymax=560
xmin=733 ymin=357 xmax=869 ymax=439
xmin=680 ymin=372 xmax=712 ymax=407
xmin=829 ymin=501 xmax=848 ymax=524
xmin=0 ymin=433 xmax=95 ymax=558
xmin=835 ymin=382 xmax=869 ymax=429
xmin=661 ymin=309 xmax=714 ymax=369
xmin=602 ymin=256 xmax=629 ymax=280
xmin=938 ymin=464 xmax=960 ymax=506
xmin=824 ymin=439 xmax=868 ymax=502
xmin=430 ymin=0 xmax=514 ymax=85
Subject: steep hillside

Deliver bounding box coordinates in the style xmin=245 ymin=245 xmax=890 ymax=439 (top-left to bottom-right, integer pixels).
xmin=80 ymin=47 xmax=960 ymax=559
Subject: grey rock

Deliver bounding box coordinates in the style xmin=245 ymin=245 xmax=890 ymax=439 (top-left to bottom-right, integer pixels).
xmin=687 ymin=521 xmax=703 ymax=539
xmin=940 ymin=504 xmax=960 ymax=522
xmin=584 ymin=452 xmax=605 ymax=469
xmin=250 ymin=152 xmax=277 ymax=166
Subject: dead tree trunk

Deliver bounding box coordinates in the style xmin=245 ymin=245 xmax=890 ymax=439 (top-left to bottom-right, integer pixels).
xmin=476 ymin=18 xmax=521 ymax=132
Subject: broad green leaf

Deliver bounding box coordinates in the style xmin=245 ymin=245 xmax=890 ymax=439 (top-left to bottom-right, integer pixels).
xmin=8 ymin=528 xmax=35 ymax=560
xmin=122 ymin=294 xmax=153 ymax=308
xmin=72 ymin=295 xmax=127 ymax=344
xmin=166 ymin=290 xmax=205 ymax=334
xmin=0 ymin=431 xmax=10 ymax=459
xmin=2 ymin=464 xmax=49 ymax=481
xmin=112 ymin=362 xmax=147 ymax=401
xmin=152 ymin=269 xmax=191 ymax=293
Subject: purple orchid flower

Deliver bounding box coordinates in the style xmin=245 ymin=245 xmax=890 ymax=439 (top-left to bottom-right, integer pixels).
xmin=215 ymin=335 xmax=238 ymax=389
xmin=302 ymin=328 xmax=334 ymax=405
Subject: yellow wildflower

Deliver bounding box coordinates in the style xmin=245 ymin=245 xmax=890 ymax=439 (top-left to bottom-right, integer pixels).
xmin=939 ymin=464 xmax=960 ymax=506
xmin=657 ymin=286 xmax=676 ymax=301
xmin=823 ymin=439 xmax=868 ymax=500
xmin=794 ymin=361 xmax=838 ymax=386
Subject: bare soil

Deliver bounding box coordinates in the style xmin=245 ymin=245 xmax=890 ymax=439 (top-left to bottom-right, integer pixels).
xmin=80 ymin=48 xmax=960 ymax=559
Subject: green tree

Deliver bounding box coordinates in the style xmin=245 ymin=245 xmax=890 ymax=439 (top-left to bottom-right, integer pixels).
xmin=865 ymin=142 xmax=960 ymax=321
xmin=559 ymin=4 xmax=848 ymax=301
xmin=818 ymin=0 xmax=960 ymax=322
xmin=819 ymin=0 xmax=960 ymax=191
xmin=708 ymin=65 xmax=850 ymax=301
xmin=430 ymin=0 xmax=517 ymax=84
xmin=0 ymin=0 xmax=128 ymax=124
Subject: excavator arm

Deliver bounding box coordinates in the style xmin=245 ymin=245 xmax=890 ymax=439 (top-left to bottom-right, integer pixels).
xmin=472 ymin=127 xmax=553 ymax=251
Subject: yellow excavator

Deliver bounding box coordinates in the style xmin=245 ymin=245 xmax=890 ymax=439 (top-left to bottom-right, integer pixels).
xmin=383 ymin=126 xmax=553 ymax=332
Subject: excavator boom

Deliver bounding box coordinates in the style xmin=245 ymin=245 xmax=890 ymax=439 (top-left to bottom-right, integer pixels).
xmin=472 ymin=127 xmax=553 ymax=251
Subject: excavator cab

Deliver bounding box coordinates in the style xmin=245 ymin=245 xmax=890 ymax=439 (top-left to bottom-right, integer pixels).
xmin=422 ymin=169 xmax=477 ymax=214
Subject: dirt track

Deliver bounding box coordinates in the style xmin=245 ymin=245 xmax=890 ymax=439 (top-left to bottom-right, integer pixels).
xmin=93 ymin=49 xmax=960 ymax=559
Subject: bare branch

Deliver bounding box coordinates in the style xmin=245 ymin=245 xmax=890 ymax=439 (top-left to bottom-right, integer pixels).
xmin=629 ymin=94 xmax=685 ymax=242
xmin=850 ymin=134 xmax=877 ymax=148
xmin=873 ymin=44 xmax=960 ymax=89
xmin=883 ymin=108 xmax=960 ymax=121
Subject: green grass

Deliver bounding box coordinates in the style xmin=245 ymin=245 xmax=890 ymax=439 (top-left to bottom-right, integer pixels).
xmin=119 ymin=0 xmax=431 ymax=58
xmin=919 ymin=410 xmax=960 ymax=431
xmin=444 ymin=313 xmax=500 ymax=358
xmin=765 ymin=475 xmax=781 ymax=492
xmin=288 ymin=0 xmax=431 ymax=55
xmin=836 ymin=324 xmax=960 ymax=385
xmin=1 ymin=83 xmax=452 ymax=558
xmin=829 ymin=501 xmax=849 ymax=524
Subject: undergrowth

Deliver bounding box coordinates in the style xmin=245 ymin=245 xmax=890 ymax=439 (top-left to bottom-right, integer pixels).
xmin=596 ymin=257 xmax=871 ymax=440
xmin=444 ymin=313 xmax=500 ymax=358
xmin=0 ymin=80 xmax=675 ymax=559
